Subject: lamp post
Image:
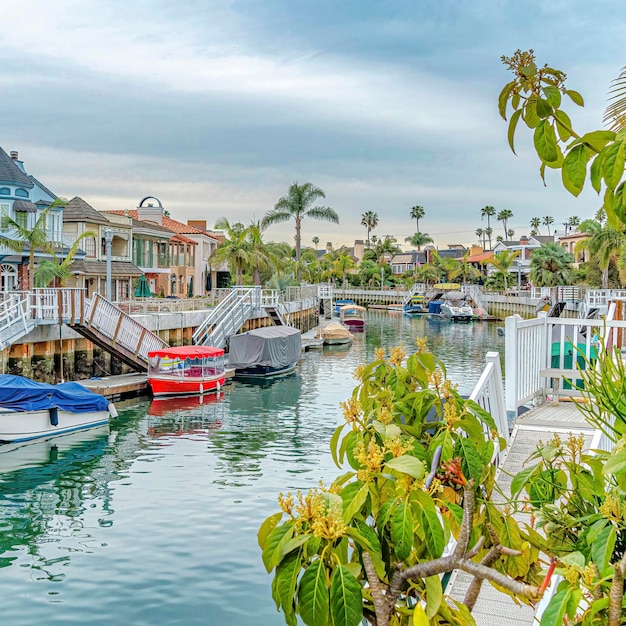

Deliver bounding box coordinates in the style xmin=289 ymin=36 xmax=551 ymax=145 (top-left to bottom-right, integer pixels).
xmin=104 ymin=228 xmax=113 ymax=301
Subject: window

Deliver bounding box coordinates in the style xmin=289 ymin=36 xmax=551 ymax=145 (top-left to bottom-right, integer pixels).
xmin=15 ymin=188 xmax=29 ymax=198
xmin=14 ymin=211 xmax=27 ymax=229
xmin=84 ymin=237 xmax=97 ymax=258
xmin=0 ymin=188 xmax=9 ymax=196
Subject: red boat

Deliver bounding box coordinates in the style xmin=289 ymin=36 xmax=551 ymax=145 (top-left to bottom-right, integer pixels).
xmin=147 ymin=345 xmax=226 ymax=396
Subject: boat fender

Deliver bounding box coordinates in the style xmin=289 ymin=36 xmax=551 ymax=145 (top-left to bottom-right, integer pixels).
xmin=108 ymin=402 xmax=119 ymax=418
xmin=216 ymin=381 xmax=221 ymax=391
xmin=49 ymin=406 xmax=59 ymax=426
xmin=200 ymin=383 xmax=204 ymax=395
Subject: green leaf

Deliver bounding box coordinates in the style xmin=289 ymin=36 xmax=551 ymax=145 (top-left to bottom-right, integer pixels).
xmin=262 ymin=521 xmax=295 ymax=573
xmin=554 ymin=109 xmax=573 ymax=141
xmin=591 ymin=524 xmax=616 ymax=574
xmin=536 ymin=98 xmax=553 ymax=118
xmin=414 ymin=490 xmax=445 ymax=558
xmin=385 ymin=455 xmax=425 ymax=480
xmin=258 ymin=512 xmax=283 ymax=549
xmin=565 ymin=89 xmax=584 ymax=106
xmin=339 ymin=430 xmax=357 ymax=466
xmin=615 ymin=181 xmax=626 ymax=223
xmin=342 ymin=482 xmax=369 ymax=523
xmin=540 ymin=588 xmax=571 ymax=626
xmin=523 ymin=96 xmax=540 ymax=129
xmin=276 ymin=549 xmax=303 ymax=626
xmin=498 ymin=80 xmax=516 ymax=120
xmin=579 ymin=130 xmax=617 ymax=152
xmin=281 ymin=534 xmax=312 ymax=559
xmin=590 ymin=152 xmax=604 ymax=194
xmin=330 ymin=423 xmax=345 ymax=468
xmin=601 ymin=140 xmax=625 ymax=190
xmin=413 ymin=604 xmax=429 ymax=626
xmin=534 ymin=120 xmax=559 ymax=163
xmin=454 ymin=437 xmax=483 ymax=483
xmin=329 ymin=566 xmax=363 ymax=626
xmin=562 ymin=144 xmax=589 ymax=196
xmin=543 ymin=85 xmax=561 ymax=108
xmin=298 ymin=560 xmax=329 ymax=626
xmin=391 ymin=501 xmax=414 ymax=561
xmin=424 ymin=575 xmax=443 ymax=618
xmin=604 ymin=445 xmax=626 ymax=474
xmin=510 ymin=464 xmax=538 ymax=498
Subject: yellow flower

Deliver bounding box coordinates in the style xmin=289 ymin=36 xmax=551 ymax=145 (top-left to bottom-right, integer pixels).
xmin=377 ymin=405 xmax=393 ymax=425
xmin=278 ymin=492 xmax=294 ymax=516
xmin=340 ymin=397 xmax=362 ymax=427
xmin=415 ymin=337 xmax=428 ymax=352
xmin=310 ymin=501 xmax=347 ymax=540
xmin=354 ymin=439 xmax=385 ymax=472
xmin=389 ymin=345 xmax=406 ymax=367
xmin=428 ymin=369 xmax=443 ymax=389
xmin=353 ymin=364 xmax=365 ymax=380
xmin=375 ymin=347 xmax=386 ymax=361
xmin=385 ymin=437 xmax=412 ymax=458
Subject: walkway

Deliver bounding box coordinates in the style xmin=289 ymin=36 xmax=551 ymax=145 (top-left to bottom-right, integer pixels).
xmin=447 ymin=401 xmax=594 ymax=625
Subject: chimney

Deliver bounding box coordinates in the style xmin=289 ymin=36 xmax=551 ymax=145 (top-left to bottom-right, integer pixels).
xmin=326 ymin=242 xmax=333 ymax=254
xmin=137 ymin=197 xmax=164 ymax=226
xmin=9 ymin=151 xmax=18 ymax=160
xmin=520 ymin=235 xmax=529 ymax=245
xmin=353 ymin=240 xmax=364 ymax=262
xmin=188 ymin=220 xmax=207 ymax=231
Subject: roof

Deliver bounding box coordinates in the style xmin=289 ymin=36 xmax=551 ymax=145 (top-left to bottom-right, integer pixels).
xmin=104 ymin=210 xmax=210 ymax=236
xmin=391 ymin=251 xmax=426 ymax=264
xmin=0 ymin=147 xmax=33 ymax=187
xmin=148 ymin=345 xmax=224 ymax=359
xmin=172 ymin=234 xmax=197 ymax=245
xmin=465 ymin=251 xmax=494 ymax=263
xmin=129 ymin=217 xmax=175 ymax=236
xmin=69 ymin=259 xmax=143 ymax=276
xmin=13 ymin=200 xmax=37 ymax=213
xmin=28 ymin=174 xmax=56 ymax=200
xmin=63 ymin=197 xmax=111 ymax=224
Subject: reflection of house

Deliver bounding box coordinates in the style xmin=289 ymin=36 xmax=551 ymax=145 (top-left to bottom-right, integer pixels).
xmin=559 ymin=231 xmax=588 ymax=267
xmin=0 ymin=148 xmax=62 ymax=290
xmin=390 ymin=250 xmax=427 ymax=275
xmin=63 ymin=197 xmax=143 ymax=300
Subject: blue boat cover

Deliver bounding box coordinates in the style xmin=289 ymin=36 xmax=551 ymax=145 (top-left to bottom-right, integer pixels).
xmin=0 ymin=375 xmax=110 ymax=413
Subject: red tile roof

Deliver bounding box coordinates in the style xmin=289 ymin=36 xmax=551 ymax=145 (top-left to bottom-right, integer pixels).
xmin=104 ymin=210 xmax=207 ymax=236
xmin=465 ymin=251 xmax=494 ymax=263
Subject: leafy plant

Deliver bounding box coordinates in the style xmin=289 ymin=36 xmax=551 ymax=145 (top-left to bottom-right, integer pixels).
xmin=259 ymin=342 xmax=546 ymax=625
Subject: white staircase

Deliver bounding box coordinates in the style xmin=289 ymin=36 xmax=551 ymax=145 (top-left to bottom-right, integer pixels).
xmin=193 ymin=287 xmax=261 ymax=348
xmin=461 ymin=285 xmax=488 ymax=312
xmin=0 ymin=294 xmax=37 ymax=350
xmin=401 ymin=283 xmax=427 ymax=306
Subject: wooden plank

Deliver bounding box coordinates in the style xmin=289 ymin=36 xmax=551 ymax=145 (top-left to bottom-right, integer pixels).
xmin=134 ymin=327 xmax=147 ymax=357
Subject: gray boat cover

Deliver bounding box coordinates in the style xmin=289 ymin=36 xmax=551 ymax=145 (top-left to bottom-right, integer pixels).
xmin=228 ymin=326 xmax=302 ymax=369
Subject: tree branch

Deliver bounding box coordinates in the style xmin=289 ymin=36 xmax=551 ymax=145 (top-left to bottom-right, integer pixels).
xmin=362 ymin=551 xmax=388 ymax=620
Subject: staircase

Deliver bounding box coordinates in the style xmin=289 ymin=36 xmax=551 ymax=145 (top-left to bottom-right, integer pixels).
xmin=317 ymin=284 xmax=333 ymax=320
xmin=461 ymin=284 xmax=489 ymax=312
xmin=265 ymin=306 xmax=285 ymax=326
xmin=0 ymin=294 xmax=37 ymax=350
xmin=401 ymin=283 xmax=427 ymax=306
xmin=193 ymin=287 xmax=261 ymax=348
xmin=70 ymin=293 xmax=168 ymax=371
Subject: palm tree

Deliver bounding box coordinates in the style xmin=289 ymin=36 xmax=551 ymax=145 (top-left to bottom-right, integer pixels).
xmin=530 ymin=217 xmax=541 ymax=233
xmin=404 ymin=232 xmax=433 ymax=251
xmin=262 ymin=182 xmax=339 ymax=265
xmin=543 ymin=215 xmax=554 ymax=237
xmin=409 ymin=205 xmax=425 ymax=233
xmin=244 ymin=220 xmax=273 ymax=285
xmin=486 ymin=249 xmax=520 ymax=292
xmin=331 ymin=248 xmax=356 ymax=288
xmin=360 ymin=211 xmax=379 ymax=249
xmin=211 ymin=218 xmax=249 ymax=285
xmin=35 ymin=231 xmax=97 ymax=287
xmin=475 ymin=228 xmax=485 ymax=249
xmin=529 ymin=243 xmax=574 ymax=286
xmin=603 ymin=65 xmax=626 ymax=131
xmin=312 ymin=236 xmax=320 ymax=250
xmin=373 ymin=236 xmax=401 ymax=264
xmin=414 ymin=263 xmax=442 ymax=285
xmin=566 ymin=216 xmax=580 ymax=234
xmin=447 ymin=251 xmax=482 ymax=285
xmin=497 ymin=209 xmax=513 ymax=240
xmin=484 ymin=227 xmax=493 ymax=249
xmin=481 ymin=206 xmax=496 ymax=247
xmin=1 ymin=205 xmax=60 ymax=290
xmin=507 ymin=229 xmax=515 ymax=240
xmin=575 ymin=220 xmax=625 ymax=288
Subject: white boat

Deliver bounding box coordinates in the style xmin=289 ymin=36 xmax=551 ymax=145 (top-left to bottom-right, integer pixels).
xmin=339 ymin=304 xmax=366 ymax=331
xmin=317 ymin=322 xmax=353 ymax=345
xmin=0 ymin=375 xmax=117 ymax=443
xmin=440 ymin=300 xmax=474 ymax=322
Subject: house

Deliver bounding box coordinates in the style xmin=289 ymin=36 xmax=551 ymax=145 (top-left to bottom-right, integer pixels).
xmin=559 ymin=231 xmax=589 ymax=267
xmin=63 ymin=197 xmax=143 ymax=300
xmin=0 ymin=147 xmax=63 ymax=290
xmin=390 ymin=250 xmax=427 ymax=275
xmin=491 ymin=235 xmax=550 ymax=282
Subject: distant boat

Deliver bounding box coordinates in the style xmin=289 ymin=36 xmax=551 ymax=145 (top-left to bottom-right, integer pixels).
xmin=339 ymin=304 xmax=366 ymax=331
xmin=317 ymin=322 xmax=353 ymax=345
xmin=228 ymin=326 xmax=302 ymax=379
xmin=333 ymin=299 xmax=355 ymax=316
xmin=147 ymin=345 xmax=226 ymax=396
xmin=0 ymin=375 xmax=116 ymax=443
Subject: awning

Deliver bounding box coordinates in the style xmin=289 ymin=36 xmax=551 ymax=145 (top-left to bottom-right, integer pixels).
xmin=13 ymin=200 xmax=37 ymax=213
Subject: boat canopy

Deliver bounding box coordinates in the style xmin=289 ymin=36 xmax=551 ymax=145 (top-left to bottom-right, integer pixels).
xmin=0 ymin=375 xmax=110 ymax=413
xmin=339 ymin=304 xmax=366 ymax=312
xmin=228 ymin=326 xmax=301 ymax=370
xmin=148 ymin=346 xmax=225 ymax=359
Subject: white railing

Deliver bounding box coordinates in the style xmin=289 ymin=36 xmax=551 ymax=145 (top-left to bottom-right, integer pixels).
xmin=318 ymin=284 xmax=333 ymax=299
xmin=0 ymin=294 xmax=33 ymax=349
xmin=469 ymin=351 xmax=509 ymax=445
xmin=461 ymin=284 xmax=489 ymax=312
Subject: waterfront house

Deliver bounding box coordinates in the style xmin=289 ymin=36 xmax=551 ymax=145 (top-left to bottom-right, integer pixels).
xmin=558 ymin=230 xmax=589 ymax=267
xmin=0 ymin=148 xmax=63 ymax=290
xmin=63 ymin=197 xmax=143 ymax=299
xmin=491 ymin=235 xmax=552 ymax=284
xmin=390 ymin=250 xmax=427 ymax=275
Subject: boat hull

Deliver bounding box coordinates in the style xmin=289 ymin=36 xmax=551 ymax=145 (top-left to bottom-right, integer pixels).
xmin=323 ymin=336 xmax=353 ymax=345
xmin=0 ymin=408 xmax=111 ymax=443
xmin=148 ymin=374 xmax=226 ymax=396
xmin=342 ymin=319 xmax=365 ymax=330
xmin=233 ymin=363 xmax=297 ymax=380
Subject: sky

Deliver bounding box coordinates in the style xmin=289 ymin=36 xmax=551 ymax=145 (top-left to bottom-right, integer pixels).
xmin=1 ymin=0 xmax=625 ymax=250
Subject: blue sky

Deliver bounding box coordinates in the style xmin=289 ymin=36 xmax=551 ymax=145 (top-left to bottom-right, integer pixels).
xmin=1 ymin=0 xmax=625 ymax=249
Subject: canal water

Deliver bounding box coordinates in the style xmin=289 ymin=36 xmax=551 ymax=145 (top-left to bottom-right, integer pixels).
xmin=0 ymin=311 xmax=503 ymax=625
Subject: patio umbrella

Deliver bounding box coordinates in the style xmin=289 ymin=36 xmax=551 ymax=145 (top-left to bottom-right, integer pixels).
xmin=134 ymin=274 xmax=151 ymax=298
xmin=187 ymin=276 xmax=194 ymax=298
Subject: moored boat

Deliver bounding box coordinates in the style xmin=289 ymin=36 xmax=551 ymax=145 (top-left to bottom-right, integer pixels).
xmin=339 ymin=304 xmax=366 ymax=330
xmin=439 ymin=293 xmax=474 ymax=322
xmin=333 ymin=299 xmax=355 ymax=316
xmin=317 ymin=322 xmax=353 ymax=345
xmin=228 ymin=326 xmax=302 ymax=379
xmin=0 ymin=375 xmax=116 ymax=443
xmin=147 ymin=345 xmax=226 ymax=396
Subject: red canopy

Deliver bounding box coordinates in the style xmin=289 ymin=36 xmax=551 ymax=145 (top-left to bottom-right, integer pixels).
xmin=148 ymin=345 xmax=224 ymax=359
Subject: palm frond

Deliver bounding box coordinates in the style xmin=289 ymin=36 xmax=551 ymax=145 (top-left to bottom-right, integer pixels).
xmin=306 ymin=206 xmax=340 ymax=223
xmin=261 ymin=209 xmax=292 ymax=228
xmin=603 ymin=65 xmax=626 ymax=132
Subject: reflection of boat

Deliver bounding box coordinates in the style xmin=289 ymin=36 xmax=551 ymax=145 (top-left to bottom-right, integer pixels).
xmin=147 ymin=346 xmax=226 ymax=396
xmin=228 ymin=326 xmax=302 ymax=379
xmin=317 ymin=322 xmax=353 ymax=345
xmin=148 ymin=391 xmax=225 ymax=417
xmin=339 ymin=304 xmax=366 ymax=331
xmin=0 ymin=375 xmax=116 ymax=443
xmin=333 ymin=299 xmax=355 ymax=316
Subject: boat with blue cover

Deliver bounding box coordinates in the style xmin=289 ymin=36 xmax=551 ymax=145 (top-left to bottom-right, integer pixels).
xmin=333 ymin=299 xmax=355 ymax=316
xmin=0 ymin=375 xmax=117 ymax=443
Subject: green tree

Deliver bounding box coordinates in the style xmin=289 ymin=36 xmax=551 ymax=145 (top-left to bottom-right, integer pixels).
xmin=567 ymin=215 xmax=580 ymax=229
xmin=530 ymin=216 xmax=541 ymax=233
xmin=481 ymin=205 xmax=496 ymax=247
xmin=414 ymin=262 xmax=441 ymax=285
xmin=475 ymin=227 xmax=485 ymax=249
xmin=446 ymin=251 xmax=482 ymax=285
xmin=262 ymin=182 xmax=339 ymax=268
xmin=1 ymin=203 xmax=64 ymax=290
xmin=542 ymin=215 xmax=554 ymax=236
xmin=575 ymin=219 xmax=625 ymax=288
xmin=357 ymin=259 xmax=379 ymax=287
xmin=484 ymin=226 xmax=493 ymax=249
xmin=312 ymin=236 xmax=320 ymax=250
xmin=372 ymin=235 xmax=401 ymax=264
xmin=211 ymin=218 xmax=249 ymax=285
xmin=497 ymin=209 xmax=513 ymax=240
xmin=360 ymin=211 xmax=379 ymax=249
xmin=404 ymin=231 xmax=433 ymax=251
xmin=409 ymin=205 xmax=425 ymax=233
xmin=486 ymin=249 xmax=520 ymax=292
xmin=35 ymin=231 xmax=97 ymax=288
xmin=330 ymin=247 xmax=355 ymax=288
xmin=528 ymin=242 xmax=574 ymax=286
